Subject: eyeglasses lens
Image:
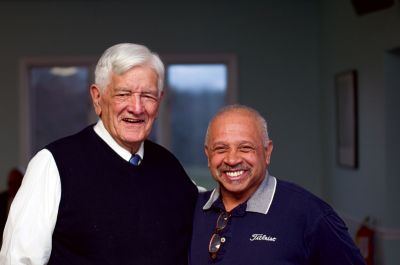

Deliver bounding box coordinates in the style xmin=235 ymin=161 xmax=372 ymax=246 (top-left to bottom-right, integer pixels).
xmin=209 ymin=211 xmax=230 ymax=259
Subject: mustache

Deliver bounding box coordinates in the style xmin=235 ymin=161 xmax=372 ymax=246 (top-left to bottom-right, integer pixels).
xmin=218 ymin=163 xmax=250 ymax=172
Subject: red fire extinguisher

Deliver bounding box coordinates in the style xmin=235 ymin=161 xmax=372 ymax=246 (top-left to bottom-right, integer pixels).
xmin=355 ymin=216 xmax=374 ymax=265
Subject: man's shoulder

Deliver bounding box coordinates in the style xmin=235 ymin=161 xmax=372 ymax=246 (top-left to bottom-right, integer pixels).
xmin=142 ymin=140 xmax=192 ymax=179
xmin=276 ymin=178 xmax=323 ymax=200
xmin=275 ymin=178 xmax=333 ymax=213
xmin=46 ymin=125 xmax=96 ymax=149
xmin=194 ymin=190 xmax=213 ymax=209
xmin=198 ymin=190 xmax=213 ymax=200
xmin=44 ymin=125 xmax=100 ymax=165
xmin=143 ymin=139 xmax=168 ymax=152
xmin=143 ymin=140 xmax=180 ymax=162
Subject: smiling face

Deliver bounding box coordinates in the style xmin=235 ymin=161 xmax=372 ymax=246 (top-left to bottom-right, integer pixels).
xmin=90 ymin=65 xmax=162 ymax=153
xmin=205 ymin=108 xmax=273 ymax=209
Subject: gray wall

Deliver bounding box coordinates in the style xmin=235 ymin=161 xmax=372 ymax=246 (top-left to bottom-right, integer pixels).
xmin=320 ymin=0 xmax=400 ymax=264
xmin=0 ymin=0 xmax=321 ymax=192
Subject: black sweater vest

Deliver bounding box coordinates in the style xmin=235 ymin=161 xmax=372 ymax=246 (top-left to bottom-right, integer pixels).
xmin=46 ymin=125 xmax=198 ymax=265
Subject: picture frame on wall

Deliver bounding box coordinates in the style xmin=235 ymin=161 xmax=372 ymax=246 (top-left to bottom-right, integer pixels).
xmin=335 ymin=70 xmax=358 ymax=169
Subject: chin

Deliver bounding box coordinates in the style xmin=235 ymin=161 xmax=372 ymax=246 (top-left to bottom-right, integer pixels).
xmin=122 ymin=136 xmax=144 ymax=146
xmin=221 ymin=179 xmax=247 ymax=192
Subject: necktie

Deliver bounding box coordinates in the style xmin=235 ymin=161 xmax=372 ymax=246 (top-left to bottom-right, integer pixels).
xmin=129 ymin=154 xmax=141 ymax=166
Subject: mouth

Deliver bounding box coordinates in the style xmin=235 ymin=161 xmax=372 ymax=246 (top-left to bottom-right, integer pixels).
xmin=122 ymin=117 xmax=145 ymax=124
xmin=224 ymin=170 xmax=246 ymax=181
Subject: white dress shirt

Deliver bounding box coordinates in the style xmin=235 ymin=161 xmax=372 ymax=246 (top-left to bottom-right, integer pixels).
xmin=0 ymin=120 xmax=144 ymax=265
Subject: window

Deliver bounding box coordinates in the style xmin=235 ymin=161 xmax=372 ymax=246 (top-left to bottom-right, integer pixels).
xmin=19 ymin=58 xmax=96 ymax=166
xmin=156 ymin=54 xmax=237 ymax=189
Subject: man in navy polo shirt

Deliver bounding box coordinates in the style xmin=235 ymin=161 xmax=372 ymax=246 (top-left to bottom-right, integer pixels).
xmin=190 ymin=104 xmax=365 ymax=265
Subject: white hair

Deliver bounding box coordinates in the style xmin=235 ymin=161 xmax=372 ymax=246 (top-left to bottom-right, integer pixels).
xmin=94 ymin=43 xmax=164 ymax=94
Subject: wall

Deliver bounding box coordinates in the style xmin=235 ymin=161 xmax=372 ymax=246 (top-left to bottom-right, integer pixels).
xmin=1 ymin=0 xmax=398 ymax=263
xmin=0 ymin=0 xmax=321 ymax=193
xmin=320 ymin=0 xmax=400 ymax=263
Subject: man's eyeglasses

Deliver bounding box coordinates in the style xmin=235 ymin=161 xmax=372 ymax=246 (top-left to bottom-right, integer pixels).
xmin=208 ymin=211 xmax=231 ymax=260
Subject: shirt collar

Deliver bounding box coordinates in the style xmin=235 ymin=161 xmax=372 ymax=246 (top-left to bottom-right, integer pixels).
xmin=93 ymin=119 xmax=144 ymax=162
xmin=203 ymin=174 xmax=277 ymax=215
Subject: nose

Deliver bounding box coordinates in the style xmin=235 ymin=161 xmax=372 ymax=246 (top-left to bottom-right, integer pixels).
xmin=128 ymin=94 xmax=144 ymax=114
xmin=223 ymin=149 xmax=242 ymax=166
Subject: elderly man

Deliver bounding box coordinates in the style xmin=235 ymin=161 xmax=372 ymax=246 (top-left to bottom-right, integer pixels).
xmin=1 ymin=43 xmax=198 ymax=265
xmin=189 ymin=105 xmax=365 ymax=265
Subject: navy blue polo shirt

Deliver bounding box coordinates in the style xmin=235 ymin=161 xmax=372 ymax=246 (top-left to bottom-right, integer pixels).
xmin=189 ymin=175 xmax=365 ymax=265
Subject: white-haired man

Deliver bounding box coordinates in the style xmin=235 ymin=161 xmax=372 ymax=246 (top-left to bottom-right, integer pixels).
xmin=1 ymin=43 xmax=198 ymax=265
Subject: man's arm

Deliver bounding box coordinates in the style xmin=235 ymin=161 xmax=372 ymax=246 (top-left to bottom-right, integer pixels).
xmin=0 ymin=149 xmax=61 ymax=265
xmin=308 ymin=211 xmax=366 ymax=265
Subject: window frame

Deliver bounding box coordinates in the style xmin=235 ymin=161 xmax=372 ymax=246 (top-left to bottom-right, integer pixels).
xmin=19 ymin=57 xmax=97 ymax=166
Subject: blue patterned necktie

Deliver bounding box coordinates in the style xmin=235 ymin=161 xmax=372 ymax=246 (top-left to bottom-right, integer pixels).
xmin=129 ymin=154 xmax=141 ymax=166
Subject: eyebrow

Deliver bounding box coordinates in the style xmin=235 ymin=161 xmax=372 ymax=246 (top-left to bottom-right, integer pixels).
xmin=114 ymin=87 xmax=131 ymax=92
xmin=210 ymin=141 xmax=228 ymax=147
xmin=114 ymin=87 xmax=158 ymax=94
xmin=211 ymin=140 xmax=256 ymax=147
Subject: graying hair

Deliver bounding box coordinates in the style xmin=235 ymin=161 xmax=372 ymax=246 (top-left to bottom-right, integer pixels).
xmin=205 ymin=104 xmax=270 ymax=146
xmin=94 ymin=43 xmax=164 ymax=94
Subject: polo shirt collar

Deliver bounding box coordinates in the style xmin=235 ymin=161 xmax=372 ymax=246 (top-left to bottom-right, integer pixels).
xmin=93 ymin=119 xmax=144 ymax=162
xmin=203 ymin=174 xmax=277 ymax=215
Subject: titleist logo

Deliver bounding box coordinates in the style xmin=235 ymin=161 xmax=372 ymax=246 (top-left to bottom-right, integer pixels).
xmin=250 ymin=234 xmax=277 ymax=242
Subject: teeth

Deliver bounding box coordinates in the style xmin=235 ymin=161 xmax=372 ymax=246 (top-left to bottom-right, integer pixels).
xmin=226 ymin=171 xmax=243 ymax=177
xmin=124 ymin=118 xmax=143 ymax=123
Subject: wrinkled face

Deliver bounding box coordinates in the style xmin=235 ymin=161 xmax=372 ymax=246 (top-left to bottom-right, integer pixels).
xmin=205 ymin=110 xmax=273 ymax=203
xmin=90 ymin=65 xmax=162 ymax=153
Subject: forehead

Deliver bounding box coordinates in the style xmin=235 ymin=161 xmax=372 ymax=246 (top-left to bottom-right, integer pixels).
xmin=111 ymin=65 xmax=158 ymax=87
xmin=209 ymin=110 xmax=263 ymax=144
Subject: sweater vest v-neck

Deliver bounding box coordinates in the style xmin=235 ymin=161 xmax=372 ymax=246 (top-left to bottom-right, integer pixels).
xmin=46 ymin=125 xmax=198 ymax=265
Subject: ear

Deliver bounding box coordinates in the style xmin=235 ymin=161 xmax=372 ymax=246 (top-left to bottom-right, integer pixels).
xmin=204 ymin=145 xmax=211 ymax=168
xmin=90 ymin=84 xmax=102 ymax=116
xmin=154 ymin=90 xmax=165 ymax=119
xmin=159 ymin=90 xmax=165 ymax=101
xmin=265 ymin=140 xmax=274 ymax=166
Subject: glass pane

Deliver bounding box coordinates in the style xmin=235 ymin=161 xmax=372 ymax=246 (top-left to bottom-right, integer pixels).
xmin=167 ymin=64 xmax=227 ymax=189
xmin=29 ymin=66 xmax=93 ymax=155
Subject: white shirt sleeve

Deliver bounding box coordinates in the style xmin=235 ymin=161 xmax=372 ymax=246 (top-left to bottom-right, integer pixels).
xmin=0 ymin=149 xmax=61 ymax=265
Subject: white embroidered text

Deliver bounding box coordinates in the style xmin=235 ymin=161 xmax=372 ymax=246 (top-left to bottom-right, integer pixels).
xmin=250 ymin=234 xmax=277 ymax=242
